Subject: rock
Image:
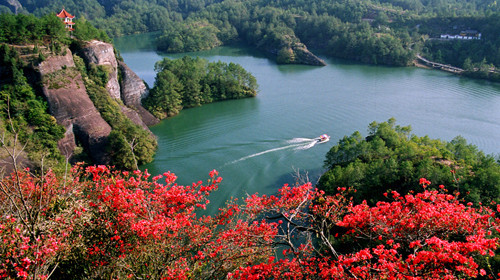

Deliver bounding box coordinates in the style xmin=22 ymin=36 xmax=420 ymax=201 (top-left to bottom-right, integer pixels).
xmin=119 ymin=61 xmax=159 ymax=126
xmin=261 ymin=33 xmax=325 ymax=66
xmin=273 ymin=43 xmax=326 ymax=66
xmin=1 ymin=0 xmax=22 ymax=14
xmin=80 ymin=42 xmax=159 ymax=126
xmin=29 ymin=40 xmax=159 ymax=165
xmin=57 ymin=123 xmax=77 ymax=159
xmin=118 ymin=61 xmax=146 ymax=105
xmin=120 ymin=105 xmax=149 ymax=131
xmin=80 ymin=40 xmax=121 ymax=99
xmin=292 ymin=43 xmax=326 ymax=66
xmin=38 ymin=49 xmax=75 ymax=73
xmin=38 ymin=49 xmax=112 ymax=164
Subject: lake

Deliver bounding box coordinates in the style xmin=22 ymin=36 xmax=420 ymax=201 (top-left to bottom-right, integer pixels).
xmin=114 ymin=33 xmax=500 ymax=212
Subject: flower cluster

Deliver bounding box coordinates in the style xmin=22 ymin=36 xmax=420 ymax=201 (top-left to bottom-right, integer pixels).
xmin=0 ymin=166 xmax=498 ymax=279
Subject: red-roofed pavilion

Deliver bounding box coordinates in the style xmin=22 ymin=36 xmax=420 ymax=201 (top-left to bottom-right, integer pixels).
xmin=56 ymin=8 xmax=75 ymax=31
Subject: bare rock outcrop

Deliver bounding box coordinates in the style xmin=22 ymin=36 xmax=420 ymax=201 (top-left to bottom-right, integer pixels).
xmin=120 ymin=105 xmax=149 ymax=131
xmin=80 ymin=40 xmax=121 ymax=99
xmin=118 ymin=61 xmax=146 ymax=106
xmin=291 ymin=43 xmax=326 ymax=66
xmin=276 ymin=43 xmax=326 ymax=66
xmin=119 ymin=61 xmax=159 ymax=126
xmin=81 ymin=42 xmax=159 ymax=128
xmin=38 ymin=49 xmax=112 ymax=164
xmin=1 ymin=0 xmax=22 ymax=14
xmin=30 ymin=40 xmax=159 ymax=165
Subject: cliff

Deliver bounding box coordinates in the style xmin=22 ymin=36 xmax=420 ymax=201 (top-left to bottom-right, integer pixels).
xmin=80 ymin=40 xmax=159 ymax=127
xmin=38 ymin=49 xmax=112 ymax=163
xmin=81 ymin=40 xmax=121 ymax=99
xmin=34 ymin=40 xmax=158 ymax=165
xmin=118 ymin=61 xmax=159 ymax=126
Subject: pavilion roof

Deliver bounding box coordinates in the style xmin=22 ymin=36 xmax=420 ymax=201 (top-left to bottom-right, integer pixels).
xmin=56 ymin=9 xmax=75 ymax=19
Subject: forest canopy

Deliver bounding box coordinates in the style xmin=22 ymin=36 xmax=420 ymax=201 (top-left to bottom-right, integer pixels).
xmin=143 ymin=56 xmax=258 ymax=119
xmin=319 ymin=118 xmax=500 ymax=206
xmin=3 ymin=0 xmax=500 ymax=70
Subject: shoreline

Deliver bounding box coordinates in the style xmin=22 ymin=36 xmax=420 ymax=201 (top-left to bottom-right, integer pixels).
xmin=413 ymin=60 xmax=431 ymax=70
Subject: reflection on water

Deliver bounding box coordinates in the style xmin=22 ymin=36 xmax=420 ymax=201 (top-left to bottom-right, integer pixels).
xmin=113 ymin=32 xmax=161 ymax=52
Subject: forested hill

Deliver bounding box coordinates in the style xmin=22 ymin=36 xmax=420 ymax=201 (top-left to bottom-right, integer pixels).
xmin=5 ymin=0 xmax=500 ymax=36
xmin=3 ymin=0 xmax=500 ymax=71
xmin=319 ymin=119 xmax=500 ymax=206
xmin=0 ymin=13 xmax=158 ymax=172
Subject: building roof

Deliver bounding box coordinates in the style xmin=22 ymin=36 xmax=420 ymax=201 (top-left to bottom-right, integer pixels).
xmin=56 ymin=9 xmax=75 ymax=19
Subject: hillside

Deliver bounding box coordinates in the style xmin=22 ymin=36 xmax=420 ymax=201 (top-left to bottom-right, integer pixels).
xmin=0 ymin=13 xmax=158 ymax=171
xmin=0 ymin=7 xmax=499 ymax=280
xmin=2 ymin=0 xmax=500 ymax=73
xmin=319 ymin=119 xmax=500 ymax=205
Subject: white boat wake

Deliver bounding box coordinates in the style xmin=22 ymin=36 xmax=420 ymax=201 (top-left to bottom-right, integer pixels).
xmin=294 ymin=140 xmax=318 ymax=150
xmin=228 ymin=138 xmax=320 ymax=165
xmin=287 ymin=137 xmax=315 ymax=143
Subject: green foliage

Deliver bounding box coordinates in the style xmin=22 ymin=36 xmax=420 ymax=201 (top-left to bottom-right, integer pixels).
xmin=87 ymin=63 xmax=110 ymax=88
xmin=0 ymin=12 xmax=110 ymax=48
xmin=0 ymin=13 xmax=67 ymax=45
xmin=42 ymin=14 xmax=68 ymax=43
xmin=156 ymin=20 xmax=223 ymax=53
xmin=277 ymin=47 xmax=294 ymax=64
xmin=144 ymin=56 xmax=258 ymax=119
xmin=319 ymin=119 xmax=500 ymax=205
xmin=13 ymin=0 xmax=500 ymax=69
xmin=0 ymin=45 xmax=65 ymax=168
xmin=0 ymin=13 xmax=148 ymax=170
xmin=72 ymin=16 xmax=110 ymax=42
xmin=74 ymin=54 xmax=157 ymax=170
xmin=91 ymin=1 xmax=181 ymax=37
xmin=143 ymin=70 xmax=183 ymax=119
xmin=107 ymin=127 xmax=156 ymax=170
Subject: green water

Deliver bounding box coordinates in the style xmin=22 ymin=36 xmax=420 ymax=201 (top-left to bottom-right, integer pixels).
xmin=114 ymin=33 xmax=500 ymax=212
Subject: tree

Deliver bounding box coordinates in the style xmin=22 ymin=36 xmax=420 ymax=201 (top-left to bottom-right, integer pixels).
xmin=144 ymin=56 xmax=257 ymax=119
xmin=41 ymin=14 xmax=67 ymax=46
xmin=0 ymin=166 xmax=498 ymax=279
xmin=463 ymin=57 xmax=474 ymax=71
xmin=0 ymin=167 xmax=87 ymax=279
xmin=320 ymin=119 xmax=500 ymax=205
xmin=230 ymin=179 xmax=500 ymax=279
xmin=73 ymin=16 xmax=110 ymax=42
xmin=144 ymin=69 xmax=183 ymax=118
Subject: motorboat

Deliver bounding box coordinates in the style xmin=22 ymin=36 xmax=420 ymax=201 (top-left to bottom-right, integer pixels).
xmin=317 ymin=134 xmax=330 ymax=143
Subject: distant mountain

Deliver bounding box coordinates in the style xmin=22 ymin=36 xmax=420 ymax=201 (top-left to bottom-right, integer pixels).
xmin=5 ymin=0 xmax=499 ymax=74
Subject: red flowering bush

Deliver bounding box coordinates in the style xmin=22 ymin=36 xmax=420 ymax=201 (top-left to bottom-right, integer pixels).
xmin=231 ymin=179 xmax=500 ymax=279
xmin=64 ymin=165 xmax=276 ymax=279
xmin=0 ymin=168 xmax=88 ymax=279
xmin=0 ymin=165 xmax=498 ymax=279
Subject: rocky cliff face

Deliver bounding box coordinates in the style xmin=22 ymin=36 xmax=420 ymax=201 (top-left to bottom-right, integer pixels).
xmin=38 ymin=49 xmax=112 ymax=164
xmin=80 ymin=41 xmax=159 ymax=128
xmin=119 ymin=61 xmax=146 ymax=106
xmin=36 ymin=40 xmax=158 ymax=164
xmin=119 ymin=61 xmax=159 ymax=126
xmin=81 ymin=40 xmax=121 ymax=100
